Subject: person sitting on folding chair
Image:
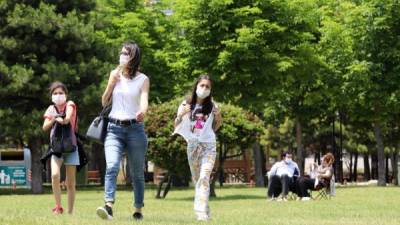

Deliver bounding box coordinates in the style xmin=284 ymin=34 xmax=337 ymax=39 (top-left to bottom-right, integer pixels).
xmin=267 ymin=151 xmax=300 ymax=201
xmin=296 ymin=153 xmax=335 ymax=201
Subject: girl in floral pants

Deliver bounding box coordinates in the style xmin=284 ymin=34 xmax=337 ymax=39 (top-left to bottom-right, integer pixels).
xmin=174 ymin=75 xmax=222 ymax=221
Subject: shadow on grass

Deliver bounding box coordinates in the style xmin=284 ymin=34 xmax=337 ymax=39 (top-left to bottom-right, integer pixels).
xmin=166 ymin=194 xmax=266 ymax=202
xmin=0 ymin=183 xmax=164 ymax=195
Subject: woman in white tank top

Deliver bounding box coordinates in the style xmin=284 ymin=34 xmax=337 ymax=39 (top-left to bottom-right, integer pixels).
xmin=96 ymin=42 xmax=149 ymax=221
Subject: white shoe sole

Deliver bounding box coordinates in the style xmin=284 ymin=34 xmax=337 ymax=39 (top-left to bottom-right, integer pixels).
xmin=96 ymin=207 xmax=113 ymax=220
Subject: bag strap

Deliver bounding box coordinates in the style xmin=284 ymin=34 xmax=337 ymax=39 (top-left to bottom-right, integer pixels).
xmin=53 ymin=104 xmax=78 ymax=129
xmin=100 ymin=104 xmax=112 ymax=117
xmin=53 ymin=104 xmax=66 ymax=117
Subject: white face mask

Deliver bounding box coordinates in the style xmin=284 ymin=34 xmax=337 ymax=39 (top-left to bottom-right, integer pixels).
xmin=196 ymin=87 xmax=211 ymax=99
xmin=119 ymin=54 xmax=129 ymax=65
xmin=284 ymin=158 xmax=292 ymax=164
xmin=52 ymin=94 xmax=66 ymax=105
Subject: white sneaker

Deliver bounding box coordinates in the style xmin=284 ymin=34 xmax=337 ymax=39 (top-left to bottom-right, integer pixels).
xmin=268 ymin=197 xmax=276 ymax=201
xmin=197 ymin=215 xmax=209 ymax=222
xmin=277 ymin=196 xmax=287 ymax=202
xmin=96 ymin=206 xmax=113 ymax=220
xmin=196 ymin=212 xmax=210 ymax=222
xmin=301 ymin=197 xmax=311 ymax=201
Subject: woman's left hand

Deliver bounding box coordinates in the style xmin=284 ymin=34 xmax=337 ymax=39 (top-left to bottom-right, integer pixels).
xmin=136 ymin=111 xmax=145 ymax=122
xmin=55 ymin=117 xmax=64 ymax=124
xmin=213 ymin=108 xmax=221 ymax=117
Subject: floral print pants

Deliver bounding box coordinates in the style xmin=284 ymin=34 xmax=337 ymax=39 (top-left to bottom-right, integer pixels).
xmin=187 ymin=140 xmax=216 ymax=219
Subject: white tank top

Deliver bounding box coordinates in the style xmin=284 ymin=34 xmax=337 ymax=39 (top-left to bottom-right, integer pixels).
xmin=173 ymin=100 xmax=216 ymax=143
xmin=109 ymin=72 xmax=148 ymax=120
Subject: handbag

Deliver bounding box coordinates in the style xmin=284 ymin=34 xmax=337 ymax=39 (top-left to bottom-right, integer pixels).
xmin=86 ymin=104 xmax=112 ymax=143
xmin=51 ymin=105 xmax=77 ymax=154
xmin=51 ymin=122 xmax=76 ymax=154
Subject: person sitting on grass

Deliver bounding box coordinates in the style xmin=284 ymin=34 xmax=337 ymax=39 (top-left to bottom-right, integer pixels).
xmin=295 ymin=153 xmax=335 ymax=201
xmin=267 ymin=151 xmax=300 ymax=201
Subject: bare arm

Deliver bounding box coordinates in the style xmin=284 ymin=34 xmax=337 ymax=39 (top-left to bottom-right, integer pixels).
xmin=140 ymin=78 xmax=150 ymax=114
xmin=213 ymin=107 xmax=222 ymax=131
xmin=43 ymin=117 xmax=56 ymax=131
xmin=269 ymin=163 xmax=278 ymax=178
xmin=136 ymin=78 xmax=150 ymax=122
xmin=102 ymin=69 xmax=120 ymax=107
xmin=42 ymin=104 xmax=74 ymax=130
xmin=174 ymin=102 xmax=190 ymax=128
xmin=318 ymin=168 xmax=332 ymax=179
xmin=60 ymin=104 xmax=74 ymax=125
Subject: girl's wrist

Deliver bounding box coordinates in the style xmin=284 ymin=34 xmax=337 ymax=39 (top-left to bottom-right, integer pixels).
xmin=175 ymin=116 xmax=182 ymax=123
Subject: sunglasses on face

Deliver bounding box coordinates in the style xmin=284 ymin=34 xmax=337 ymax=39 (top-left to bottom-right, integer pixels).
xmin=120 ymin=51 xmax=129 ymax=56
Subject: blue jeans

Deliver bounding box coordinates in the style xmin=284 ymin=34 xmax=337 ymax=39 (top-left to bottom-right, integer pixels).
xmin=104 ymin=122 xmax=148 ymax=208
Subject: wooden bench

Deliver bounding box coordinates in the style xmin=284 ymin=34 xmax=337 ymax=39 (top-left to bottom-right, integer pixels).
xmin=88 ymin=170 xmax=101 ymax=184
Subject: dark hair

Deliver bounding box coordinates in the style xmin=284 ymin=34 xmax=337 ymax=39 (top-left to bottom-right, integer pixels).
xmin=49 ymin=81 xmax=68 ymax=96
xmin=281 ymin=151 xmax=292 ymax=159
xmin=186 ymin=74 xmax=213 ymax=119
xmin=121 ymin=41 xmax=141 ymax=78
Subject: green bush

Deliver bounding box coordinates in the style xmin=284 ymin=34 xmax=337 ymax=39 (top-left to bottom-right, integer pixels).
xmin=145 ymin=98 xmax=264 ymax=182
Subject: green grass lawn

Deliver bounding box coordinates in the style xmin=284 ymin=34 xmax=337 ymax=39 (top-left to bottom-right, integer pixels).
xmin=1 ymin=186 xmax=400 ymax=225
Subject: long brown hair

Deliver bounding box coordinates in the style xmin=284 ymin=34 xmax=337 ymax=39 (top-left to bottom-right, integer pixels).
xmin=121 ymin=41 xmax=141 ymax=78
xmin=323 ymin=153 xmax=335 ymax=166
xmin=186 ymin=74 xmax=214 ymax=119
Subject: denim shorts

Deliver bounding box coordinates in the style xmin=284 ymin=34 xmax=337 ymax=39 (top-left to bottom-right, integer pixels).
xmin=51 ymin=147 xmax=80 ymax=166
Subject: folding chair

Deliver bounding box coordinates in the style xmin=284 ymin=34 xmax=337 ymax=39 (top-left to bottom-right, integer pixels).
xmin=310 ymin=174 xmax=335 ymax=200
xmin=310 ymin=186 xmax=329 ymax=200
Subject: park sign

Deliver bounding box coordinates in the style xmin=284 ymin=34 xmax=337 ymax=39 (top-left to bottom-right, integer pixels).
xmin=0 ymin=148 xmax=31 ymax=189
xmin=0 ymin=166 xmax=26 ymax=186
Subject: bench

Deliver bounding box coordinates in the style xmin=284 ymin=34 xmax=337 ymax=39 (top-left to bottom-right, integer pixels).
xmin=88 ymin=170 xmax=101 ymax=184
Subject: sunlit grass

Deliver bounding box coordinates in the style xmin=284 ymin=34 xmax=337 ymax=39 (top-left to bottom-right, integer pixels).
xmin=1 ymin=186 xmax=400 ymax=225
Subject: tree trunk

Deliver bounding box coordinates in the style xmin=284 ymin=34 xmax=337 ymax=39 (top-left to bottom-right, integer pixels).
xmin=46 ymin=160 xmax=52 ymax=183
xmin=385 ymin=155 xmax=390 ymax=183
xmin=92 ymin=143 xmax=106 ymax=185
xmin=336 ymin=111 xmax=343 ymax=184
xmin=349 ymin=152 xmax=353 ymax=181
xmin=28 ymin=138 xmax=43 ymax=194
xmin=218 ymin=144 xmax=225 ymax=187
xmin=332 ymin=115 xmax=340 ymax=182
xmin=364 ymin=154 xmax=371 ymax=181
xmin=315 ymin=151 xmax=321 ymax=164
xmin=264 ymin=145 xmax=270 ymax=187
xmin=163 ymin=175 xmax=172 ymax=198
xmin=265 ymin=145 xmax=270 ymax=170
xmin=373 ymin=122 xmax=386 ymax=186
xmin=295 ymin=117 xmax=304 ymax=174
xmin=391 ymin=151 xmax=398 ymax=185
xmin=371 ymin=153 xmax=378 ymax=179
xmin=353 ymin=152 xmax=358 ymax=182
xmin=155 ymin=173 xmax=170 ymax=199
xmin=252 ymin=142 xmax=264 ymax=187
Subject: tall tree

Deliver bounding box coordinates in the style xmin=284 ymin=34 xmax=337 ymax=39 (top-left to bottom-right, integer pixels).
xmin=0 ymin=0 xmax=109 ymax=193
xmin=318 ymin=0 xmax=400 ymax=186
xmin=96 ymin=0 xmax=177 ymax=102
